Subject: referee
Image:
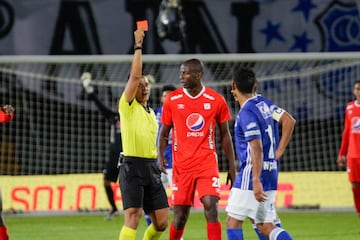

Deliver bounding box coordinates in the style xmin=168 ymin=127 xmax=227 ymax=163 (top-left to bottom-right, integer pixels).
xmin=117 ymin=28 xmax=169 ymax=240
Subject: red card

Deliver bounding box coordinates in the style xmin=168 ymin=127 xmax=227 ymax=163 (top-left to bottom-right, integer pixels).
xmin=136 ymin=20 xmax=148 ymax=31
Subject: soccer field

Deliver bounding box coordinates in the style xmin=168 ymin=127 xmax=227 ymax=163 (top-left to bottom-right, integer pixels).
xmin=5 ymin=210 xmax=359 ymax=239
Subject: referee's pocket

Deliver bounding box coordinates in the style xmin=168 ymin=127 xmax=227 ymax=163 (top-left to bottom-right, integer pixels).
xmin=151 ymin=163 xmax=161 ymax=175
xmin=150 ymin=164 xmax=162 ymax=185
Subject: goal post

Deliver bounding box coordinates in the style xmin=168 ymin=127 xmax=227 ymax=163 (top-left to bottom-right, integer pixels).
xmin=0 ymin=52 xmax=359 ymax=175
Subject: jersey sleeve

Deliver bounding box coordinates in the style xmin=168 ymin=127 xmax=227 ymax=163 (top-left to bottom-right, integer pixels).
xmin=160 ymin=94 xmax=173 ymax=127
xmin=118 ymin=93 xmax=126 ymax=112
xmin=240 ymin=108 xmax=260 ymax=142
xmin=217 ymin=95 xmax=231 ymax=123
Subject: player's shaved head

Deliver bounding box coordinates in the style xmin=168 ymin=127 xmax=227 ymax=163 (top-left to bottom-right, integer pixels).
xmin=183 ymin=58 xmax=204 ymax=73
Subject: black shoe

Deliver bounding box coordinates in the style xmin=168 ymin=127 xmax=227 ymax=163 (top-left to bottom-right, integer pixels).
xmin=104 ymin=209 xmax=119 ymax=221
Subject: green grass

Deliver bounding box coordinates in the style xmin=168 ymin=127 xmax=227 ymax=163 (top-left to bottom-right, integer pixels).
xmin=5 ymin=210 xmax=360 ymax=239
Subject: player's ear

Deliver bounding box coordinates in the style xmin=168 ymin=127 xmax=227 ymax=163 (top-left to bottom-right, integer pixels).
xmin=194 ymin=71 xmax=202 ymax=79
xmin=231 ymin=81 xmax=236 ymax=91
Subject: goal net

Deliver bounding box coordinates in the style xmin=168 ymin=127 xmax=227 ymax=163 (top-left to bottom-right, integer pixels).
xmin=0 ymin=53 xmax=359 ymax=175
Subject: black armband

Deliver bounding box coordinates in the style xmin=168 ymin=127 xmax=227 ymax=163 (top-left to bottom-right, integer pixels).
xmin=134 ymin=45 xmax=142 ymax=51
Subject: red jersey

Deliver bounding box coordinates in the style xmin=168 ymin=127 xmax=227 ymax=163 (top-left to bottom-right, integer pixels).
xmin=339 ymin=100 xmax=360 ymax=158
xmin=161 ymin=86 xmax=231 ymax=170
xmin=0 ymin=109 xmax=14 ymax=123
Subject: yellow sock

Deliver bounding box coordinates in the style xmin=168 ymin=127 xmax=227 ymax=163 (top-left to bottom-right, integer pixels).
xmin=142 ymin=223 xmax=163 ymax=240
xmin=119 ymin=225 xmax=136 ymax=240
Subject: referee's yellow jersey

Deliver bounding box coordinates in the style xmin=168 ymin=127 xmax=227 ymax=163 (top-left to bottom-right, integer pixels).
xmin=119 ymin=94 xmax=158 ymax=159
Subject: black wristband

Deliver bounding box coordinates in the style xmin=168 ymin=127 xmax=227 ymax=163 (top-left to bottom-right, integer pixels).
xmin=134 ymin=45 xmax=142 ymax=51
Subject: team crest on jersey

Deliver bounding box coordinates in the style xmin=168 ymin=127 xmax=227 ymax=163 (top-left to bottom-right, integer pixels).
xmin=186 ymin=113 xmax=205 ymax=131
xmin=351 ymin=117 xmax=360 ymax=133
xmin=204 ymin=103 xmax=211 ymax=110
xmin=256 ymin=101 xmax=271 ymax=119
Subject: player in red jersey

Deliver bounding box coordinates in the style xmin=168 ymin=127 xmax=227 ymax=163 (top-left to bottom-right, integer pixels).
xmin=337 ymin=80 xmax=360 ymax=217
xmin=0 ymin=104 xmax=14 ymax=240
xmin=158 ymin=58 xmax=236 ymax=240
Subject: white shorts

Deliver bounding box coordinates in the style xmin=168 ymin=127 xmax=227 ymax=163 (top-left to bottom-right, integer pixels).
xmin=161 ymin=168 xmax=173 ymax=189
xmin=225 ymin=188 xmax=277 ymax=224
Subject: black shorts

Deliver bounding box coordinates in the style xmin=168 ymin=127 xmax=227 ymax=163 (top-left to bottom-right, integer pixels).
xmin=119 ymin=156 xmax=169 ymax=212
xmin=103 ymin=154 xmax=121 ymax=182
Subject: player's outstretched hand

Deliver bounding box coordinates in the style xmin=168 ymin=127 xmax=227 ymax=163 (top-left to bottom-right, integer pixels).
xmin=81 ymin=72 xmax=94 ymax=94
xmin=1 ymin=104 xmax=14 ymax=115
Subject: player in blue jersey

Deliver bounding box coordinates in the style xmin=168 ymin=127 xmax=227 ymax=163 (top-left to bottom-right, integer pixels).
xmin=249 ymin=88 xmax=296 ymax=240
xmin=225 ymin=66 xmax=294 ymax=240
xmin=241 ymin=91 xmax=295 ymax=239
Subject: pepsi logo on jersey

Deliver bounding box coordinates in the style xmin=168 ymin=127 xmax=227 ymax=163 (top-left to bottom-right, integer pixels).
xmin=186 ymin=113 xmax=205 ymax=137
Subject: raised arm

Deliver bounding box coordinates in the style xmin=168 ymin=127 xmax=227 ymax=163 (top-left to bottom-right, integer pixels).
xmin=123 ymin=29 xmax=145 ymax=103
xmin=81 ymin=72 xmax=116 ymax=119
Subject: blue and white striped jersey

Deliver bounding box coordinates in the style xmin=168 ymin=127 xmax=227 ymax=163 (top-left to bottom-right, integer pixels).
xmin=233 ymin=95 xmax=280 ymax=191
